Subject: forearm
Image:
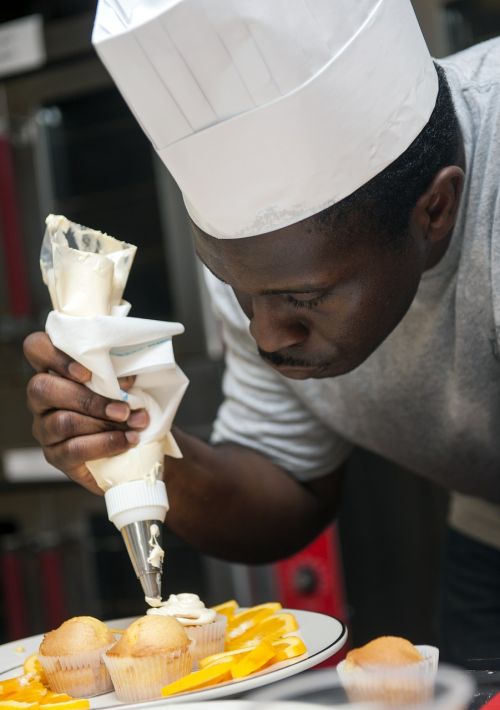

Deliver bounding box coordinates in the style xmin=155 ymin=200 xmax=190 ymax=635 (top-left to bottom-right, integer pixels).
xmin=164 ymin=428 xmax=344 ymax=564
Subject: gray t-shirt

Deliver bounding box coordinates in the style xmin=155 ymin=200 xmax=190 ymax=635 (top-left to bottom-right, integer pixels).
xmin=206 ymin=40 xmax=500 ymax=540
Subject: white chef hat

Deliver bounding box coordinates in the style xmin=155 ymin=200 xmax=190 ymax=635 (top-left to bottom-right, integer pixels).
xmin=92 ymin=0 xmax=438 ymax=239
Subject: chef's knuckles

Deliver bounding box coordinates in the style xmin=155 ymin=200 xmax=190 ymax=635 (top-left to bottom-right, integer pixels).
xmin=23 ymin=332 xmax=77 ymax=378
xmin=34 ymin=410 xmax=128 ymax=446
xmin=45 ymin=430 xmax=131 ymax=470
xmin=26 ymin=372 xmax=128 ymax=423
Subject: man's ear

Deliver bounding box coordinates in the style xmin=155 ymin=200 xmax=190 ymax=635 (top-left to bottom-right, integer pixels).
xmin=412 ymin=166 xmax=464 ymax=244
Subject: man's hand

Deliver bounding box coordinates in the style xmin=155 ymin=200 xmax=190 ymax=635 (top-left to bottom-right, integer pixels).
xmin=24 ymin=333 xmax=344 ymax=563
xmin=23 ymin=332 xmax=149 ymax=495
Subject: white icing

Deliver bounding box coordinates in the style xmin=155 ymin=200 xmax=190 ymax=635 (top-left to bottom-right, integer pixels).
xmin=146 ymin=593 xmax=216 ymax=625
xmin=88 ymin=440 xmax=164 ymax=491
xmin=145 ymin=595 xmax=162 ymax=607
xmin=41 ymin=214 xmax=136 ymax=316
xmin=147 ymin=523 xmax=165 ymax=569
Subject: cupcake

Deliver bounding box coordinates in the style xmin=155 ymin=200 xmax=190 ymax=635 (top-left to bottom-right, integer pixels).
xmin=147 ymin=593 xmax=227 ymax=666
xmin=38 ymin=616 xmax=115 ymax=697
xmin=337 ymin=636 xmax=439 ymax=705
xmin=102 ymin=615 xmax=192 ymax=702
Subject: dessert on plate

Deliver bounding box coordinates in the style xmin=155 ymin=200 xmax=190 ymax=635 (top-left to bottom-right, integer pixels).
xmin=102 ymin=614 xmax=192 ymax=702
xmin=38 ymin=616 xmax=115 ymax=697
xmin=147 ymin=593 xmax=227 ymax=665
xmin=336 ymin=635 xmax=439 ymax=705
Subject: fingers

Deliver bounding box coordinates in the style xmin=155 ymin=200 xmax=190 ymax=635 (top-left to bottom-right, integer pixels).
xmin=33 ymin=411 xmax=127 ymax=446
xmin=27 ymin=373 xmax=130 ymax=421
xmin=63 ymin=464 xmax=106 ymax=497
xmin=44 ymin=430 xmax=134 ymax=473
xmin=33 ymin=411 xmax=142 ymax=497
xmin=34 ymin=410 xmax=149 ymax=447
xmin=127 ymin=408 xmax=149 ymax=428
xmin=25 ymin=333 xmax=151 ymax=499
xmin=24 ymin=333 xmax=139 ymax=394
xmin=24 ymin=332 xmax=91 ymax=383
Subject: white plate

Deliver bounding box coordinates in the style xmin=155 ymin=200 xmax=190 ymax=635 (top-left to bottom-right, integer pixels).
xmin=0 ymin=610 xmax=347 ymax=707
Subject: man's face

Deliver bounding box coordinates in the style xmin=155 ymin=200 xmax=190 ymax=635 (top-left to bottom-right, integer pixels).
xmin=194 ymin=214 xmax=429 ymax=379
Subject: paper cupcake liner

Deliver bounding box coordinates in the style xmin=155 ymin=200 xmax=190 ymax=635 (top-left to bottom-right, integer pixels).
xmin=39 ymin=644 xmax=114 ymax=697
xmin=337 ymin=645 xmax=439 ymax=706
xmin=102 ymin=647 xmax=192 ymax=702
xmin=185 ymin=614 xmax=227 ymax=666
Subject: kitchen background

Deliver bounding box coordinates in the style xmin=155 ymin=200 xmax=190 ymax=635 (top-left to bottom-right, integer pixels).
xmin=0 ymin=0 xmax=499 ymax=646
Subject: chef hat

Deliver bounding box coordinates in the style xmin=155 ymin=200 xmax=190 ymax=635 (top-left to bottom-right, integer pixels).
xmin=92 ymin=0 xmax=438 ymax=239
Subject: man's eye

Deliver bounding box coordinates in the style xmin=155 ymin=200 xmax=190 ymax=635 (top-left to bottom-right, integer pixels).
xmin=285 ymin=293 xmax=329 ymax=309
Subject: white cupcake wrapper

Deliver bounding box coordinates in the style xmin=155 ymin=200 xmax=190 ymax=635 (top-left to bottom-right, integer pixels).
xmin=337 ymin=645 xmax=439 ymax=705
xmin=39 ymin=643 xmax=115 ymax=697
xmin=185 ymin=614 xmax=227 ymax=665
xmin=102 ymin=647 xmax=192 ymax=702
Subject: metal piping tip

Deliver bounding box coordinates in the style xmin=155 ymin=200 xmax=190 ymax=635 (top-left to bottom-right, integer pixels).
xmin=140 ymin=571 xmax=162 ymax=599
xmin=120 ymin=520 xmax=164 ymax=598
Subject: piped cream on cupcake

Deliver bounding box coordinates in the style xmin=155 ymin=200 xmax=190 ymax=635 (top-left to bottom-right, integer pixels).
xmin=147 ymin=593 xmax=227 ymax=665
xmin=103 ymin=615 xmax=192 ymax=702
xmin=38 ymin=616 xmax=115 ymax=697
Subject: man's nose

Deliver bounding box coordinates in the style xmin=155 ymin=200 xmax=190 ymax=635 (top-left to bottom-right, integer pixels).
xmin=248 ymin=296 xmax=308 ymax=353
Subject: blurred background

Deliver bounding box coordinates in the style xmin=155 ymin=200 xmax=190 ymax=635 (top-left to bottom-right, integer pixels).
xmin=0 ymin=0 xmax=499 ymax=646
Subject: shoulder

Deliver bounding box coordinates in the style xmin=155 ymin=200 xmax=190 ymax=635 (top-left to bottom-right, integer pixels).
xmin=438 ymin=38 xmax=500 ymax=90
xmin=438 ymin=40 xmax=500 ymax=174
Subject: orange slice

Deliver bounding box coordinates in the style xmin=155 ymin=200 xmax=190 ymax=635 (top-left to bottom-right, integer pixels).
xmin=231 ymin=640 xmax=276 ymax=678
xmin=161 ymin=661 xmax=233 ymax=696
xmin=227 ymin=603 xmax=282 ymax=632
xmin=199 ymin=648 xmax=250 ymax=669
xmin=9 ymin=682 xmax=47 ymax=699
xmin=40 ymin=694 xmax=74 ymax=704
xmin=272 ymin=636 xmax=307 ymax=661
xmin=211 ymin=600 xmax=238 ymax=619
xmin=7 ymin=692 xmax=47 ymax=704
xmin=0 ymin=679 xmax=26 ymax=698
xmin=227 ymin=612 xmax=298 ymax=649
xmin=40 ymin=700 xmax=90 ymax=710
xmin=22 ymin=655 xmax=46 ymax=685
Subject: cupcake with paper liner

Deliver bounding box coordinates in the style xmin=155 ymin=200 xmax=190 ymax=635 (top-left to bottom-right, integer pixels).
xmin=38 ymin=616 xmax=115 ymax=697
xmin=337 ymin=636 xmax=439 ymax=705
xmin=147 ymin=593 xmax=227 ymax=665
xmin=102 ymin=615 xmax=192 ymax=702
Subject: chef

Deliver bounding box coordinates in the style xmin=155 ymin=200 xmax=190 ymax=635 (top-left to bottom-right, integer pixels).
xmin=23 ymin=0 xmax=500 ymax=666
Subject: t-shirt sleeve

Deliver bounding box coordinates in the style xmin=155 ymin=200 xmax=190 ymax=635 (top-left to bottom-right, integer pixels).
xmin=204 ymin=269 xmax=353 ymax=481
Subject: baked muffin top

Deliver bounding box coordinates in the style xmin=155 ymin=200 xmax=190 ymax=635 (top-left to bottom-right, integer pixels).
xmin=40 ymin=616 xmax=115 ymax=656
xmin=107 ymin=615 xmax=189 ymax=657
xmin=345 ymin=636 xmax=423 ymax=668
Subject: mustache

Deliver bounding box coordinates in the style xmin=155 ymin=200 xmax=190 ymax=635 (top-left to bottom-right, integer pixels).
xmin=258 ymin=347 xmax=323 ymax=368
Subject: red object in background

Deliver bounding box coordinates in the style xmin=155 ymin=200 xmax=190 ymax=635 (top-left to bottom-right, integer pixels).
xmin=39 ymin=547 xmax=68 ymax=630
xmin=275 ymin=523 xmax=349 ymax=665
xmin=480 ymin=693 xmax=500 ymax=710
xmin=0 ymin=132 xmax=31 ymax=316
xmin=0 ymin=549 xmax=29 ymax=640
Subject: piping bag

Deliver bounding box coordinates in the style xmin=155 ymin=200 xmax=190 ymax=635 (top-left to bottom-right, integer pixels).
xmin=40 ymin=214 xmax=189 ymax=603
